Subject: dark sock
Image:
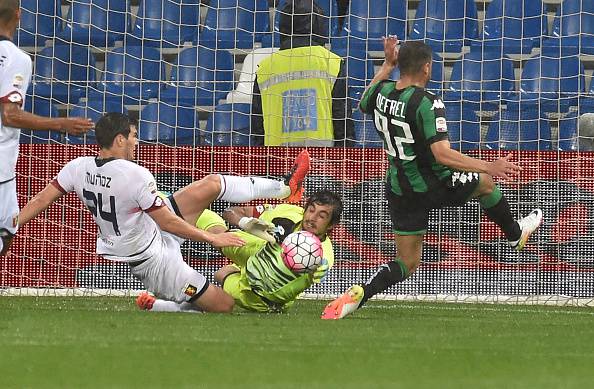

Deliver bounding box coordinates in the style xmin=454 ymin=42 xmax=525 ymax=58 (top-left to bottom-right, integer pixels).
xmin=480 ymin=186 xmax=521 ymax=241
xmin=361 ymin=259 xmax=409 ymax=306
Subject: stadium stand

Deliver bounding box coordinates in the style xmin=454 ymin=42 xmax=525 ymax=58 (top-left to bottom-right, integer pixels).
xmin=204 ymin=103 xmax=253 ymax=146
xmin=15 ymin=0 xmax=594 ymax=148
xmin=351 ymin=109 xmax=383 ymax=148
xmin=97 ymin=46 xmax=164 ymax=104
xmin=128 ymin=0 xmax=201 ymax=47
xmin=31 ymin=45 xmax=96 ymax=105
xmin=410 ymin=0 xmax=479 ymax=53
xmin=485 ymin=105 xmax=552 ymax=150
xmin=21 ymin=96 xmax=60 ymax=143
xmin=16 ymin=0 xmax=62 ymax=47
xmin=138 ymin=102 xmax=199 ymax=145
xmin=60 ymin=0 xmax=130 ymax=46
xmin=480 ymin=0 xmax=547 ymax=54
xmin=333 ymin=0 xmax=407 ymax=52
xmin=445 ymin=50 xmax=516 ymax=111
xmin=545 ymin=0 xmax=594 ymax=55
xmin=161 ymin=45 xmax=234 ymax=107
xmin=444 ymin=102 xmax=481 ymax=151
xmin=515 ymin=54 xmax=586 ymax=113
xmin=199 ymin=0 xmax=270 ymax=49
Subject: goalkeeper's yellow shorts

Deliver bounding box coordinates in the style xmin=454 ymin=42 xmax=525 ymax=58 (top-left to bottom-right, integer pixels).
xmin=222 ymin=269 xmax=271 ymax=313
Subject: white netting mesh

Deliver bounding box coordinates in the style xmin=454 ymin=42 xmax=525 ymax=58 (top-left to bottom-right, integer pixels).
xmin=4 ymin=0 xmax=594 ymax=306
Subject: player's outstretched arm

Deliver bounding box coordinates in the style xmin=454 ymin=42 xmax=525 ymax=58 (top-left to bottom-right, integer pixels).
xmin=148 ymin=206 xmax=245 ymax=248
xmin=1 ymin=102 xmax=93 ymax=136
xmin=18 ymin=184 xmax=65 ymax=227
xmin=431 ymin=140 xmax=521 ymax=181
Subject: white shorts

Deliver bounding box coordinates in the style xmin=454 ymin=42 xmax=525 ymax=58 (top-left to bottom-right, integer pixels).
xmin=129 ymin=232 xmax=208 ymax=304
xmin=0 ymin=178 xmax=18 ymax=235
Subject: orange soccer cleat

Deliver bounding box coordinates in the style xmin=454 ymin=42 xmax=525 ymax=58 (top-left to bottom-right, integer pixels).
xmin=284 ymin=149 xmax=310 ymax=204
xmin=321 ymin=285 xmax=364 ymax=320
xmin=136 ymin=291 xmax=156 ymax=311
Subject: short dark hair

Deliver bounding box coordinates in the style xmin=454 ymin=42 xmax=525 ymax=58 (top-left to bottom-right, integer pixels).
xmin=95 ymin=112 xmax=132 ymax=149
xmin=397 ymin=41 xmax=433 ymax=77
xmin=0 ymin=0 xmax=19 ymax=24
xmin=304 ymin=190 xmax=343 ymax=226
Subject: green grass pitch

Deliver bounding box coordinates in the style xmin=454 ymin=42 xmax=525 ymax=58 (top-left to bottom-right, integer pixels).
xmin=1 ymin=297 xmax=592 ymax=389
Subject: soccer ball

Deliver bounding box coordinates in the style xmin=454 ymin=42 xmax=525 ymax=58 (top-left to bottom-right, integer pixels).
xmin=281 ymin=231 xmax=323 ymax=274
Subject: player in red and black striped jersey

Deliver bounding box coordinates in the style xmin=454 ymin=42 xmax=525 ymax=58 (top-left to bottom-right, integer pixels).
xmin=322 ymin=37 xmax=543 ymax=320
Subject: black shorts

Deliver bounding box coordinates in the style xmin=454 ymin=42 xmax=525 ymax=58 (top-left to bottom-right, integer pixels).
xmin=386 ymin=172 xmax=480 ymax=235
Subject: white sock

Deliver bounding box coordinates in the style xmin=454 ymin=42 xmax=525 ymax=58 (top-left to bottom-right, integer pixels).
xmin=0 ymin=240 xmax=3 ymax=254
xmin=151 ymin=299 xmax=201 ymax=313
xmin=217 ymin=175 xmax=290 ymax=203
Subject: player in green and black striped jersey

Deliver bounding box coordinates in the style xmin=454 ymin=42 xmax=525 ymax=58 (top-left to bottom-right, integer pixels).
xmin=321 ymin=37 xmax=543 ymax=320
xmin=205 ymin=190 xmax=342 ymax=313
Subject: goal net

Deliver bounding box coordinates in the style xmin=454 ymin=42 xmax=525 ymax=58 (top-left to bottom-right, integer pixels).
xmin=3 ymin=0 xmax=594 ymax=307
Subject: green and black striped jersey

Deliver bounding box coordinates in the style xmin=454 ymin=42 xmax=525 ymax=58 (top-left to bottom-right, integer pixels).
xmin=360 ymin=80 xmax=452 ymax=196
xmin=243 ymin=204 xmax=335 ymax=311
xmin=245 ymin=243 xmax=303 ymax=299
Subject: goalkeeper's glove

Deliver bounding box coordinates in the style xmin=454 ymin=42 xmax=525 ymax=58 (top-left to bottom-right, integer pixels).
xmin=238 ymin=217 xmax=276 ymax=244
xmin=311 ymin=258 xmax=329 ymax=284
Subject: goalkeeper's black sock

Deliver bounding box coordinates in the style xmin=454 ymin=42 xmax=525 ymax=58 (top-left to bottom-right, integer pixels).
xmin=361 ymin=259 xmax=409 ymax=306
xmin=480 ymin=186 xmax=521 ymax=241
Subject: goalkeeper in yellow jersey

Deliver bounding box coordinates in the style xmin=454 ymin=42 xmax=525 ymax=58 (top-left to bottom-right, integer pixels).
xmin=137 ymin=190 xmax=342 ymax=313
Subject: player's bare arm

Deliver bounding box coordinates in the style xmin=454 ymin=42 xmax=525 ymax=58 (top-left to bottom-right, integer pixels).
xmin=431 ymin=140 xmax=521 ymax=181
xmin=18 ymin=183 xmax=64 ymax=227
xmin=147 ymin=206 xmax=245 ymax=248
xmin=1 ymin=102 xmax=93 ymax=136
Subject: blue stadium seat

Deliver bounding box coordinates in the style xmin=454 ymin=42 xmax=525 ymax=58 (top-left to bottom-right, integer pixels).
xmin=128 ymin=0 xmax=200 ymax=47
xmin=262 ymin=0 xmax=339 ymax=48
xmin=60 ymin=0 xmax=130 ymax=46
xmin=410 ymin=0 xmax=479 ymax=53
xmin=98 ymin=46 xmax=164 ymax=104
xmin=579 ymin=78 xmax=594 ymax=111
xmin=485 ymin=105 xmax=552 ymax=151
xmin=31 ymin=45 xmax=96 ymax=104
xmin=391 ymin=52 xmax=445 ymax=94
xmin=515 ymin=55 xmax=585 ymax=112
xmin=138 ymin=103 xmax=199 ymax=145
xmin=332 ymin=0 xmax=407 ymax=52
xmin=544 ymin=0 xmax=594 ymax=55
xmin=351 ymin=110 xmax=383 ymax=148
xmin=199 ymin=0 xmax=269 ymax=49
xmin=21 ymin=97 xmax=61 ymax=143
xmin=66 ymin=100 xmax=128 ymax=144
xmin=445 ymin=50 xmax=515 ymax=111
xmin=161 ymin=46 xmax=234 ymax=107
xmin=16 ymin=0 xmax=61 ymax=47
xmin=204 ymin=103 xmax=254 ymax=146
xmin=334 ymin=49 xmax=375 ymax=106
xmin=558 ymin=111 xmax=579 ymax=151
xmin=481 ymin=0 xmax=547 ymax=54
xmin=444 ymin=102 xmax=481 ymax=151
